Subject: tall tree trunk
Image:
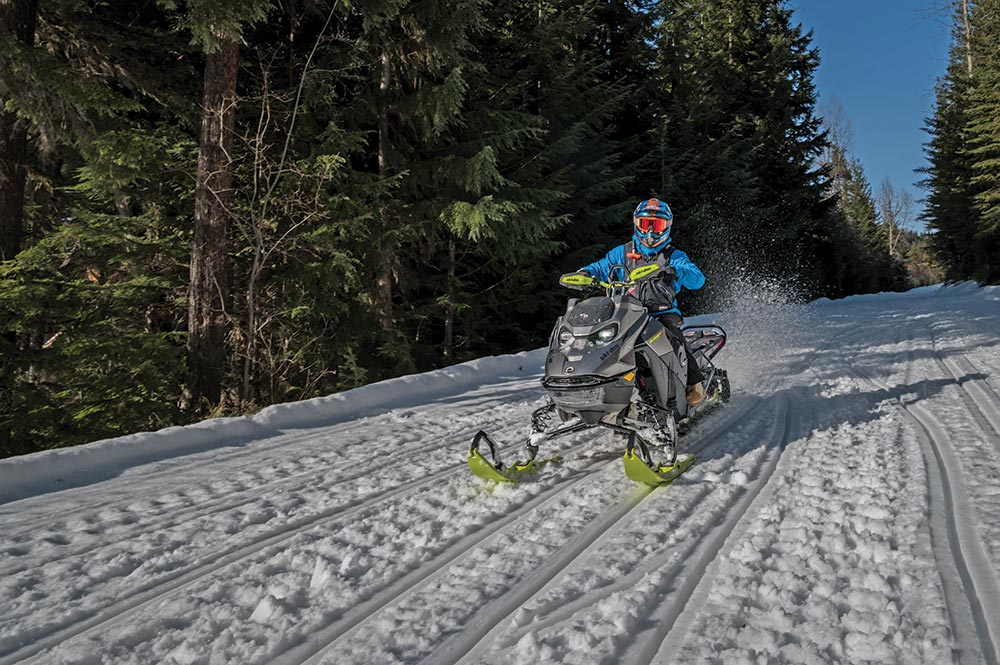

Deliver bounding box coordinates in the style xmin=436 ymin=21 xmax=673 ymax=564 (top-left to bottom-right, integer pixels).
xmin=186 ymin=37 xmax=239 ymax=410
xmin=443 ymin=239 xmax=456 ymax=360
xmin=241 ymin=241 xmax=262 ymax=406
xmin=375 ymin=48 xmax=394 ymax=328
xmin=961 ymin=0 xmax=973 ymax=76
xmin=727 ymin=13 xmax=733 ymax=65
xmin=0 ymin=0 xmax=38 ymax=261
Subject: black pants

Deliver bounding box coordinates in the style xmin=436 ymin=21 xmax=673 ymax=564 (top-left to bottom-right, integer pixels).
xmin=658 ymin=313 xmax=704 ymax=387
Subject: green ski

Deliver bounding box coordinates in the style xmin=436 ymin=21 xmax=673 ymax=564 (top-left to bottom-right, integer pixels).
xmin=622 ymin=451 xmax=696 ymax=486
xmin=468 ymin=430 xmax=563 ymax=483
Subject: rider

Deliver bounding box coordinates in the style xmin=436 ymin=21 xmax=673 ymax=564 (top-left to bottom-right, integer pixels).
xmin=578 ymin=198 xmax=707 ymax=405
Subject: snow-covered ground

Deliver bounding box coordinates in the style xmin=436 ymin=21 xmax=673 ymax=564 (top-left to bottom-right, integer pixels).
xmin=2 ymin=283 xmax=1000 ymax=665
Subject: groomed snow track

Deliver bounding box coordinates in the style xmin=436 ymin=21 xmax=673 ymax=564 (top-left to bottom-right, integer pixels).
xmin=2 ymin=283 xmax=999 ymax=665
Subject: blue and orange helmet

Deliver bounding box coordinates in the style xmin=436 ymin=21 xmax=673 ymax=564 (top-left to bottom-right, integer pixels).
xmin=632 ymin=198 xmax=673 ymax=246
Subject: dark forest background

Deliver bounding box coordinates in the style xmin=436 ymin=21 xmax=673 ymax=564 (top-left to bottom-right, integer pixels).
xmin=0 ymin=0 xmax=990 ymax=457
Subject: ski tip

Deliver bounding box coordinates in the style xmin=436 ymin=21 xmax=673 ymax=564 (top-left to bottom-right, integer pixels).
xmin=468 ymin=448 xmax=517 ymax=483
xmin=622 ymin=451 xmax=697 ymax=486
xmin=467 ymin=450 xmax=563 ymax=484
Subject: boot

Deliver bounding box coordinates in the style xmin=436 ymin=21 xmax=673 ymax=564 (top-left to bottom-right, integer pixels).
xmin=686 ymin=381 xmax=706 ymax=406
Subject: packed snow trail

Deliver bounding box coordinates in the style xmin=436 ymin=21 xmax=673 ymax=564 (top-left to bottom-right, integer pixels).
xmin=1 ymin=283 xmax=999 ymax=665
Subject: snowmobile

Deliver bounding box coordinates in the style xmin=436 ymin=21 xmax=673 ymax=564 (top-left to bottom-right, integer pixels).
xmin=468 ymin=263 xmax=730 ymax=486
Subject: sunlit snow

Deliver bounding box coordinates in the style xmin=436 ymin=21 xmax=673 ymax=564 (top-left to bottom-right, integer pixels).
xmin=2 ymin=283 xmax=999 ymax=665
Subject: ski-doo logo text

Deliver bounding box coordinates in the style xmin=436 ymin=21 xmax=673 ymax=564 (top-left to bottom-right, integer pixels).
xmin=600 ymin=342 xmax=621 ymax=361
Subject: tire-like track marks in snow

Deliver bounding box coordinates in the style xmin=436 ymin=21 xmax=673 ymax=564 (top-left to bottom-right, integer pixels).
xmin=279 ymin=397 xmax=765 ymax=665
xmin=296 ymin=318 xmax=860 ymax=665
xmin=0 ymin=402 xmax=533 ymax=580
xmin=639 ymin=396 xmax=798 ymax=665
xmin=928 ymin=325 xmax=1000 ymax=448
xmin=0 ymin=411 xmax=581 ymax=665
xmin=433 ymin=397 xmax=792 ymax=665
xmin=1 ymin=393 xmax=534 ymax=535
xmin=850 ymin=355 xmax=1000 ymax=665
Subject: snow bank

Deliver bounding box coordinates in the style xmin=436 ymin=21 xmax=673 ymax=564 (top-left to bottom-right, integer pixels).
xmin=0 ymin=349 xmax=546 ymax=504
xmin=809 ymin=281 xmax=998 ymax=306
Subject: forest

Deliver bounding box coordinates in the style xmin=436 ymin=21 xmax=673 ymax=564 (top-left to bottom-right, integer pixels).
xmin=922 ymin=0 xmax=1000 ymax=285
xmin=0 ymin=0 xmax=990 ymax=457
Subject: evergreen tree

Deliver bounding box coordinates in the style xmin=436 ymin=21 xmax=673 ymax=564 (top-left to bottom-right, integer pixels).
xmin=653 ymin=0 xmax=831 ymax=302
xmin=0 ymin=125 xmax=196 ymax=456
xmin=832 ymin=158 xmax=905 ymax=294
xmin=0 ymin=0 xmax=197 ymax=454
xmin=225 ymin=2 xmax=382 ymax=405
xmin=733 ymin=0 xmax=830 ymax=290
xmin=922 ymin=6 xmax=978 ymax=280
xmin=819 ymin=107 xmax=906 ymax=295
xmin=332 ymin=0 xmax=497 ymax=371
xmin=965 ymin=0 xmax=1000 ymax=281
xmin=0 ymin=0 xmax=39 ymax=261
xmin=922 ymin=0 xmax=1000 ymax=284
xmin=449 ymin=0 xmax=643 ymax=355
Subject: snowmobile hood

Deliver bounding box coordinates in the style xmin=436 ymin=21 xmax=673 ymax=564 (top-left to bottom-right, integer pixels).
xmin=546 ymin=296 xmax=644 ymax=381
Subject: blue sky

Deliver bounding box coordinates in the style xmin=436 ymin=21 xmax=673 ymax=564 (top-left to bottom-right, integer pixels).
xmin=789 ymin=0 xmax=953 ymax=227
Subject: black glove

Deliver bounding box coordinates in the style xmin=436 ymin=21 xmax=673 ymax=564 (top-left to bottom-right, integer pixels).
xmin=635 ymin=265 xmax=676 ymax=308
xmin=656 ymin=264 xmax=678 ymax=282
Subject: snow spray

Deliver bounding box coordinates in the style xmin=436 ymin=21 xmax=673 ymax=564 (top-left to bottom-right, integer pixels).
xmin=692 ymin=223 xmax=817 ymax=395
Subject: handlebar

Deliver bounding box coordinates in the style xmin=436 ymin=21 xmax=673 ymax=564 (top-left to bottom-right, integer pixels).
xmin=559 ymin=263 xmax=664 ymax=292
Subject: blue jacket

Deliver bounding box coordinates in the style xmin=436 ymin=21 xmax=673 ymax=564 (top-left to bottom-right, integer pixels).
xmin=581 ymin=235 xmax=705 ymax=317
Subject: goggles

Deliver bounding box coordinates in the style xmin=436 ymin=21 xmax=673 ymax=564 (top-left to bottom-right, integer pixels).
xmin=634 ymin=216 xmax=672 ymax=235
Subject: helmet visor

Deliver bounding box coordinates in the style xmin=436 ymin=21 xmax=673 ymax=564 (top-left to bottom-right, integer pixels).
xmin=634 ymin=216 xmax=671 ymax=235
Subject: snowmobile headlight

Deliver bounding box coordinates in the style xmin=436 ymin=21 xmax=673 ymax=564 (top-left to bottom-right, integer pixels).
xmin=558 ymin=328 xmax=574 ymax=345
xmin=593 ymin=324 xmax=618 ymax=344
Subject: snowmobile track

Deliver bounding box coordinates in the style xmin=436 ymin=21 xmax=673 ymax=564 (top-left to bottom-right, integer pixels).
xmin=936 ymin=351 xmax=1000 ymax=446
xmin=447 ymin=396 xmax=792 ymax=665
xmin=851 ymin=356 xmax=1000 ymax=665
xmin=475 ymin=401 xmax=787 ymax=651
xmin=902 ymin=394 xmax=1000 ymax=665
xmin=277 ymin=325 xmax=851 ymax=665
xmin=437 ymin=397 xmax=789 ymax=665
xmin=277 ymin=397 xmax=764 ymax=665
xmin=927 ymin=320 xmax=1000 ymax=442
xmin=0 ymin=398 xmax=531 ymax=526
xmin=635 ymin=395 xmax=798 ymax=665
xmin=0 ymin=407 xmax=530 ymax=579
xmin=281 ymin=456 xmax=627 ymax=665
xmin=0 ymin=422 xmax=560 ymax=665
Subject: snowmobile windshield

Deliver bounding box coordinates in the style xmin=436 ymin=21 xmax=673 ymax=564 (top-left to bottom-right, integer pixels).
xmin=566 ymin=297 xmax=616 ymax=327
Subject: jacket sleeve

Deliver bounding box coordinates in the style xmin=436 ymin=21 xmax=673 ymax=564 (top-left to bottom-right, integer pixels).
xmin=670 ymin=249 xmax=705 ymax=292
xmin=581 ymin=245 xmax=627 ymax=282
